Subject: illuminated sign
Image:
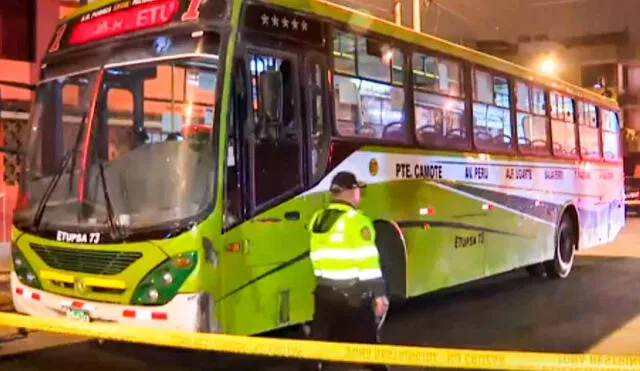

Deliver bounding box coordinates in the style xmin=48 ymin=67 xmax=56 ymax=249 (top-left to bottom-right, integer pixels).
xmin=44 ymin=0 xmax=229 ymax=54
xmin=69 ymin=0 xmax=180 ymax=45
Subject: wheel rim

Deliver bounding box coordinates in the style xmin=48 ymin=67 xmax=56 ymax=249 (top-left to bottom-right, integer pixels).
xmin=557 ymin=227 xmax=575 ymax=271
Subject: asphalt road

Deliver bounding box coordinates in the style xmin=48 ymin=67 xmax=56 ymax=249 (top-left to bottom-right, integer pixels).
xmin=2 ymin=218 xmax=640 ymax=371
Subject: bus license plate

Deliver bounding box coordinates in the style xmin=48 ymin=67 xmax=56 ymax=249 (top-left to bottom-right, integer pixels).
xmin=66 ymin=308 xmax=90 ymax=322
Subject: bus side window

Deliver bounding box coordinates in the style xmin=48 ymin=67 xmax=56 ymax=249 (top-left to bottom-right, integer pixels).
xmin=472 ymin=69 xmax=513 ymax=151
xmin=515 ymin=81 xmax=549 ymax=156
xmin=307 ymin=55 xmax=330 ymax=183
xmin=332 ymin=31 xmax=408 ymax=143
xmin=412 ymin=51 xmax=468 ymax=150
xmin=577 ymin=101 xmax=600 ymax=159
xmin=601 ymin=109 xmax=621 ymax=161
xmin=550 ymin=92 xmax=578 ymax=158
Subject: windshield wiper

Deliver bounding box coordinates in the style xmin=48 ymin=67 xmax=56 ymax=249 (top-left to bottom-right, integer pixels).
xmin=97 ymin=161 xmax=126 ymax=240
xmin=32 ymin=113 xmax=87 ymax=230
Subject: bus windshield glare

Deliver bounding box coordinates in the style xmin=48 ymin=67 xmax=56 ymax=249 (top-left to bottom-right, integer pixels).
xmin=16 ymin=56 xmax=219 ymax=235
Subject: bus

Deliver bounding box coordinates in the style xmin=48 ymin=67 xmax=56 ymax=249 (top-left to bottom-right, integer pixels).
xmin=6 ymin=0 xmax=624 ymax=336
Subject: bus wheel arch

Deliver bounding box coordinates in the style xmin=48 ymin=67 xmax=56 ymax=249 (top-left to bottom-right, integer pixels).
xmin=372 ymin=219 xmax=408 ymax=302
xmin=544 ymin=205 xmax=579 ymax=279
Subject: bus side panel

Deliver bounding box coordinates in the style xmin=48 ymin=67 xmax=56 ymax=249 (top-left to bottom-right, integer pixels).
xmin=364 ymin=180 xmax=455 ymax=297
xmin=363 ymin=179 xmax=493 ymax=298
xmin=481 ymin=201 xmax=546 ymax=278
xmin=218 ymin=260 xmax=314 ymax=335
xmin=462 ymin=169 xmax=558 ymax=277
xmin=219 ymin=196 xmax=318 ymax=335
xmin=576 ymin=163 xmax=624 ymax=250
xmin=608 ymin=163 xmax=625 ymax=242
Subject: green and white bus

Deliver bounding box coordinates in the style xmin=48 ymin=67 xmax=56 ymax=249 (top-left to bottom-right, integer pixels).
xmin=8 ymin=0 xmax=624 ymax=335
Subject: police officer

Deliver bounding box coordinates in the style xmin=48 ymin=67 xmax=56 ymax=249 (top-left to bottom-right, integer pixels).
xmin=303 ymin=171 xmax=389 ymax=371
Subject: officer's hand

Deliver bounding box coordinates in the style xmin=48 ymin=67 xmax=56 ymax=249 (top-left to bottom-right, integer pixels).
xmin=374 ymin=296 xmax=389 ymax=317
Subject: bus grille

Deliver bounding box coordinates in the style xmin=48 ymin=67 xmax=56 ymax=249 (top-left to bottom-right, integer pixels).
xmin=30 ymin=243 xmax=142 ymax=275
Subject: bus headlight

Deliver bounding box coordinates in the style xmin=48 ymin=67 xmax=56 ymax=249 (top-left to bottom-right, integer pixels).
xmin=131 ymin=251 xmax=198 ymax=306
xmin=11 ymin=244 xmax=41 ymax=289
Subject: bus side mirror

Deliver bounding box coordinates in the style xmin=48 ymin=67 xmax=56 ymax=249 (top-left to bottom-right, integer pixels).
xmin=257 ymin=70 xmax=283 ymax=141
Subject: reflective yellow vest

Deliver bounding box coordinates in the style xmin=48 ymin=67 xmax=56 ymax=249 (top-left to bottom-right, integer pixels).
xmin=308 ymin=201 xmax=386 ymax=297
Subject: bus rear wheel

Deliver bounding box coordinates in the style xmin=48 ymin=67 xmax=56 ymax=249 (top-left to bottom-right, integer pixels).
xmin=544 ymin=214 xmax=576 ymax=279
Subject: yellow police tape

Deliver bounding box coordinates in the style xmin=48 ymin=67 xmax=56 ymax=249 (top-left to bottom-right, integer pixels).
xmin=1 ymin=312 xmax=639 ymax=371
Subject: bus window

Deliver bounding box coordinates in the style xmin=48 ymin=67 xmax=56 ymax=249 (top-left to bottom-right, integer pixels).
xmin=412 ymin=51 xmax=467 ymax=149
xmin=515 ymin=81 xmax=549 ymax=155
xmin=358 ymin=37 xmax=393 ymax=83
xmin=550 ymin=92 xmax=577 ymax=158
xmin=333 ymin=30 xmax=356 ymax=75
xmin=602 ymin=109 xmax=621 ymax=161
xmin=576 ymin=101 xmax=600 ymax=159
xmin=307 ymin=56 xmax=330 ymax=183
xmin=332 ymin=31 xmax=407 ymax=143
xmin=472 ymin=69 xmax=512 ymax=151
xmin=106 ymin=88 xmax=135 ymax=160
xmin=61 ymin=81 xmax=89 ymax=165
xmin=248 ymin=51 xmax=303 ymax=208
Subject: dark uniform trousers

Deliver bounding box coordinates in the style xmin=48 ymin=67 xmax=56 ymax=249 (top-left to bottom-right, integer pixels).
xmin=301 ymin=284 xmax=389 ymax=371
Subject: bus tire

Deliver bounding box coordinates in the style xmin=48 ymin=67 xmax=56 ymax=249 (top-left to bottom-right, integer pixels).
xmin=544 ymin=214 xmax=576 ymax=279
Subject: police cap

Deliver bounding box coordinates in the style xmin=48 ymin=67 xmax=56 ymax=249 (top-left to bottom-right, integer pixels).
xmin=330 ymin=171 xmax=366 ymax=193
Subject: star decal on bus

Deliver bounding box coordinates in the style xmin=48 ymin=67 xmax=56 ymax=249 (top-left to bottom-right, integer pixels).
xmin=260 ymin=13 xmax=308 ymax=32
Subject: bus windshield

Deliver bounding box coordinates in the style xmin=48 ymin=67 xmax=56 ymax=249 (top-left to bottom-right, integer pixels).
xmin=16 ymin=56 xmax=219 ymax=235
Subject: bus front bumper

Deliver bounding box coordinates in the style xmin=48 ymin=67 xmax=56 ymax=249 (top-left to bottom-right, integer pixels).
xmin=10 ymin=272 xmax=217 ymax=333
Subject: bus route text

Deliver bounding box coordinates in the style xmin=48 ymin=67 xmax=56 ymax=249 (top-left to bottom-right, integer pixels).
xmin=396 ymin=163 xmax=443 ymax=180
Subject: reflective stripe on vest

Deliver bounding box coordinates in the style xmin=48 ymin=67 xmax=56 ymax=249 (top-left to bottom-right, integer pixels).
xmin=309 ymin=203 xmax=382 ymax=283
xmin=314 ymin=267 xmax=383 ymax=281
xmin=309 ymin=245 xmax=379 ymax=261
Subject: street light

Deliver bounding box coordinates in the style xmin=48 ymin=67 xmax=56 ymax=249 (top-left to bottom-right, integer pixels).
xmin=538 ymin=54 xmax=558 ymax=76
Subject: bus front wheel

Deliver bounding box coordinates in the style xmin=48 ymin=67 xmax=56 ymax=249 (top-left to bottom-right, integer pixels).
xmin=544 ymin=214 xmax=576 ymax=279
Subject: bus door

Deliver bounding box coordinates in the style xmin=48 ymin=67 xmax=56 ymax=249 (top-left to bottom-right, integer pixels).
xmin=221 ymin=43 xmax=320 ymax=332
xmin=233 ymin=48 xmax=308 ymax=266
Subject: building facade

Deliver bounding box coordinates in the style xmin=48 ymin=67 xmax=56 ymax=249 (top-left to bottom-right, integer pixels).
xmin=0 ymin=0 xmax=80 ymax=271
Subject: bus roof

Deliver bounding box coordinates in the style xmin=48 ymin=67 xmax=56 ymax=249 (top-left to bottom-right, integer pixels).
xmin=62 ymin=0 xmax=617 ymax=109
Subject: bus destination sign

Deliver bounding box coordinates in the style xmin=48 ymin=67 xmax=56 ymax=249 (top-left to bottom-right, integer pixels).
xmin=69 ymin=0 xmax=180 ymax=45
xmin=48 ymin=0 xmax=229 ymax=53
